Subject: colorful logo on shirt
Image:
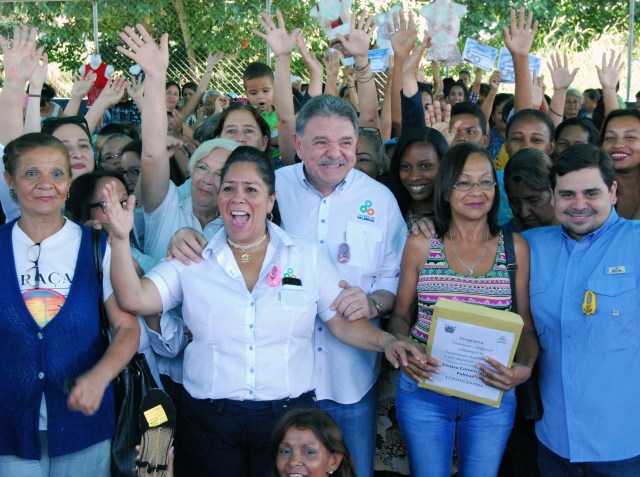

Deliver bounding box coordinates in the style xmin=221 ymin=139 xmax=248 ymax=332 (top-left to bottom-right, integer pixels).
xmin=22 ymin=288 xmax=66 ymax=328
xmin=357 ymin=200 xmax=375 ymax=222
xmin=284 ymin=267 xmax=297 ymax=279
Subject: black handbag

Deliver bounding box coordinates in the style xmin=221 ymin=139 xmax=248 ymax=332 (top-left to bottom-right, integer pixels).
xmin=92 ymin=229 xmax=159 ymax=476
xmin=503 ymin=229 xmax=543 ymax=421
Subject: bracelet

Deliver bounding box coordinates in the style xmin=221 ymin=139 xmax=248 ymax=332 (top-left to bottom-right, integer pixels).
xmin=369 ymin=296 xmax=384 ymax=317
xmin=28 ymin=93 xmax=41 ymax=98
xmin=548 ymin=105 xmax=563 ymax=117
xmin=356 ymin=74 xmax=375 ymax=84
xmin=353 ymin=58 xmax=371 ymax=73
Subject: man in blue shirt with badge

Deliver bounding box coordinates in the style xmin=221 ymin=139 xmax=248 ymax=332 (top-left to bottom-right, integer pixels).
xmin=523 ymin=144 xmax=640 ymax=475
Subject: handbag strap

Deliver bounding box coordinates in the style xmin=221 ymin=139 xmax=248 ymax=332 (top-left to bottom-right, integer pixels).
xmin=92 ymin=228 xmax=110 ymax=342
xmin=503 ymin=228 xmax=518 ymax=314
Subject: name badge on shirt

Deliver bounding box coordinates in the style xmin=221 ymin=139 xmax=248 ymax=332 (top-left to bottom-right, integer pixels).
xmin=607 ymin=266 xmax=626 ymax=275
xmin=281 ymin=283 xmax=306 ymax=308
xmin=346 ymin=221 xmax=383 ymax=242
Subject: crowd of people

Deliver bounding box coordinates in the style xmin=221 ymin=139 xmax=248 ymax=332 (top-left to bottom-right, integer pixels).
xmin=0 ymin=4 xmax=639 ymax=477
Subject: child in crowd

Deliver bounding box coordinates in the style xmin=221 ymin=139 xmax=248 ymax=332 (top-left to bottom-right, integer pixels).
xmin=243 ymin=61 xmax=280 ymax=163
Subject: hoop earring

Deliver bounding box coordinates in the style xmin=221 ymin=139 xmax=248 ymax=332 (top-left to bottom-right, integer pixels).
xmin=9 ymin=188 xmax=16 ymax=199
xmin=266 ymin=211 xmax=273 ymax=222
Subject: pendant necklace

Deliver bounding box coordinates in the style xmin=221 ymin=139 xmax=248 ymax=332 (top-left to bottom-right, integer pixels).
xmin=448 ymin=230 xmax=489 ymax=276
xmin=227 ymin=233 xmax=268 ymax=263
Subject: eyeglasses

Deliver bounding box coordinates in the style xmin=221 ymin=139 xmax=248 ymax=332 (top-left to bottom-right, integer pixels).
xmin=453 ymin=179 xmax=496 ymax=191
xmin=101 ymin=153 xmax=122 ymax=164
xmin=27 ymin=242 xmax=41 ymax=289
xmin=90 ymin=199 xmax=129 ymax=213
xmin=358 ymin=127 xmax=382 ymax=139
xmin=193 ymin=162 xmax=222 ymax=179
xmin=41 ymin=116 xmax=91 ymax=138
xmin=122 ymin=167 xmax=141 ymax=178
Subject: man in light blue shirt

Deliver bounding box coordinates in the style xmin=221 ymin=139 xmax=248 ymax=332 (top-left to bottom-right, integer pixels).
xmin=523 ymin=144 xmax=640 ymax=475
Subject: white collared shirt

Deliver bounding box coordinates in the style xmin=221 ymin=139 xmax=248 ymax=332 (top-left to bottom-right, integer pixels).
xmin=143 ymin=181 xmax=223 ymax=261
xmin=145 ymin=222 xmax=342 ymax=401
xmin=275 ymin=163 xmax=406 ymax=403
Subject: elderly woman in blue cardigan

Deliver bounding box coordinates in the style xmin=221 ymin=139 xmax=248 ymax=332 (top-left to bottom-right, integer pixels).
xmin=0 ymin=133 xmax=139 ymax=476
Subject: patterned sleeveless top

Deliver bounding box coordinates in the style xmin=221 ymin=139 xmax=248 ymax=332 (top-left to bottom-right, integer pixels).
xmin=410 ymin=230 xmax=512 ymax=344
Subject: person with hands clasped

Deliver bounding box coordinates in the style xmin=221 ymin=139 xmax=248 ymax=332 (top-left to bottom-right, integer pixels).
xmin=388 ymin=142 xmax=538 ymax=477
xmin=103 ymin=143 xmax=422 ymax=477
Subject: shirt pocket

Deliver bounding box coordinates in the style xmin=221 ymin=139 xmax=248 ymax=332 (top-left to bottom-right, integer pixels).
xmin=529 ymin=281 xmax=551 ymax=349
xmin=586 ymin=275 xmax=639 ymax=353
xmin=345 ymin=221 xmax=383 ymax=272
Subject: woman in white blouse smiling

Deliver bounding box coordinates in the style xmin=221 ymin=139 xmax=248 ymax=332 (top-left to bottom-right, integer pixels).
xmin=104 ymin=144 xmax=423 ymax=477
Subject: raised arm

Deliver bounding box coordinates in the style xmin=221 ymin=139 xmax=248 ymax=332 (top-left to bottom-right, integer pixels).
xmin=379 ymin=60 xmax=394 ymax=141
xmin=596 ymin=50 xmax=624 ymax=118
xmin=481 ymin=70 xmax=501 ymax=128
xmin=253 ymin=9 xmax=299 ymax=166
xmin=103 ymin=181 xmax=164 ymax=316
xmin=63 ymin=72 xmax=96 ymax=117
xmin=547 ymin=51 xmax=578 ymax=126
xmin=179 ymin=52 xmax=223 ymax=119
xmin=389 ymin=10 xmax=418 ymax=138
xmin=84 ymin=76 xmax=129 ymax=132
xmin=469 ymin=67 xmax=483 ymax=103
xmin=503 ymin=8 xmax=538 ymax=112
xmin=297 ymin=34 xmax=323 ymax=97
xmin=323 ymin=50 xmax=340 ymax=96
xmin=0 ymin=26 xmax=44 ymax=145
xmin=24 ymin=53 xmax=48 ymax=134
xmin=400 ymin=33 xmax=431 ymax=133
xmin=336 ymin=11 xmax=379 ymax=128
xmin=117 ymin=24 xmax=171 ymax=212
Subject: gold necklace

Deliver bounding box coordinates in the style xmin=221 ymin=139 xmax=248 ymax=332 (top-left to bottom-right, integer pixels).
xmin=448 ymin=230 xmax=489 ymax=276
xmin=227 ymin=233 xmax=268 ymax=263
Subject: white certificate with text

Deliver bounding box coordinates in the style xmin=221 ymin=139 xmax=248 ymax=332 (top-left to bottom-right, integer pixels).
xmin=425 ymin=318 xmax=516 ymax=404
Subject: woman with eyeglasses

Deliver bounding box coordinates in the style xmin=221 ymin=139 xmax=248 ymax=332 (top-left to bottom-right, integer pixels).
xmin=388 ymin=142 xmax=539 ymax=476
xmin=0 ymin=132 xmax=139 ymax=476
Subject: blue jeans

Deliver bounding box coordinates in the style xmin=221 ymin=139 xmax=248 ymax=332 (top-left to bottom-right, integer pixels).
xmin=317 ymin=385 xmax=377 ymax=477
xmin=538 ymin=442 xmax=640 ymax=477
xmin=0 ymin=432 xmax=110 ymax=477
xmin=396 ymin=370 xmax=516 ymax=477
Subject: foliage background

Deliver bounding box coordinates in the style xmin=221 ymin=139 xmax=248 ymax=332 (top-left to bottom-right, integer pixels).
xmin=0 ymin=0 xmax=637 ymax=99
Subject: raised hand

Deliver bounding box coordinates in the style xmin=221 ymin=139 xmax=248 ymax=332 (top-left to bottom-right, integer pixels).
xmin=489 ymin=70 xmax=501 ymax=91
xmin=102 ymin=181 xmax=135 ymax=242
xmin=205 ymin=51 xmax=224 ymax=72
xmin=128 ymin=74 xmax=145 ymax=106
xmin=28 ymin=53 xmax=48 ymax=91
xmin=503 ymin=8 xmax=538 ymax=57
xmin=253 ymin=9 xmax=300 ymax=58
xmin=547 ymin=51 xmax=578 ymax=90
xmin=0 ymin=25 xmax=44 ymax=84
xmin=117 ymin=24 xmax=169 ymax=79
xmin=336 ymin=11 xmax=375 ymax=60
xmin=596 ymin=50 xmax=624 ymax=90
xmin=425 ymin=101 xmax=461 ymax=145
xmin=402 ymin=33 xmax=431 ymax=78
xmin=98 ymin=76 xmax=129 ymax=107
xmin=297 ymin=33 xmax=322 ymax=77
xmin=70 ymin=72 xmax=97 ymax=99
xmin=389 ymin=10 xmax=417 ymax=58
xmin=323 ymin=49 xmax=340 ymax=78
xmin=531 ymin=74 xmax=546 ymax=109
